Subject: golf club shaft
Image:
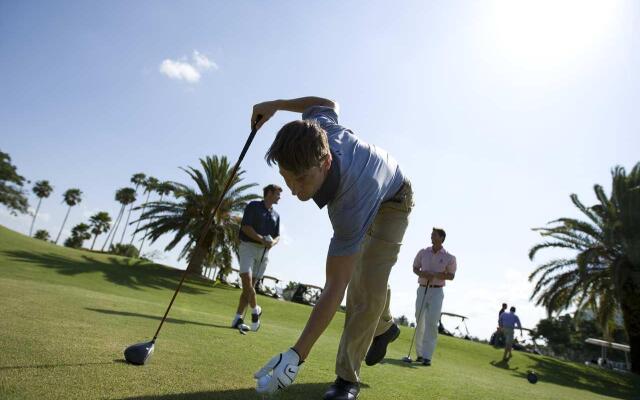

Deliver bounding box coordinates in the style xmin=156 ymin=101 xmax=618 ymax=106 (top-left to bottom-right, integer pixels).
xmin=152 ymin=116 xmax=263 ymax=341
xmin=406 ymin=283 xmax=429 ymax=358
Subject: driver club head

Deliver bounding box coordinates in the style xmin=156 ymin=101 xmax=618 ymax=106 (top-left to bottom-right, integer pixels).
xmin=402 ymin=356 xmax=413 ymax=363
xmin=124 ymin=340 xmax=155 ymax=365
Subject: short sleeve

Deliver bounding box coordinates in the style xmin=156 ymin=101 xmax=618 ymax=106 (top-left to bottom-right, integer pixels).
xmin=447 ymin=255 xmax=457 ymax=274
xmin=327 ymin=194 xmax=382 ymax=256
xmin=302 ymin=106 xmax=339 ymax=125
xmin=413 ymin=250 xmax=423 ymax=269
xmin=327 ymin=222 xmax=363 ymax=256
xmin=241 ymin=203 xmax=255 ymax=227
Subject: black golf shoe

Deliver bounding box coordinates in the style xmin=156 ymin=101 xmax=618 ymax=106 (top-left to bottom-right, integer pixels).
xmin=323 ymin=376 xmax=359 ymax=400
xmin=251 ymin=307 xmax=262 ymax=331
xmin=231 ymin=316 xmax=244 ymax=329
xmin=365 ymin=323 xmax=400 ymax=366
xmin=415 ymin=356 xmax=424 ymax=363
xmin=421 ymin=358 xmax=431 ymax=366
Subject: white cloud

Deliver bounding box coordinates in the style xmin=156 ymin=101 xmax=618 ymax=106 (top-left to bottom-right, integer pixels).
xmin=159 ymin=59 xmax=201 ymax=83
xmin=192 ymin=50 xmax=217 ymax=70
xmin=159 ymin=50 xmax=217 ymax=83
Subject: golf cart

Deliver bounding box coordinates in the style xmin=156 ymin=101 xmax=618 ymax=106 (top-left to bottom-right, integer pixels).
xmin=440 ymin=312 xmax=471 ymax=340
xmin=585 ymin=338 xmax=631 ymax=371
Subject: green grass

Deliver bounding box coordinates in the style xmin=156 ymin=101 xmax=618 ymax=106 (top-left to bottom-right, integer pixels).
xmin=1 ymin=225 xmax=638 ymax=400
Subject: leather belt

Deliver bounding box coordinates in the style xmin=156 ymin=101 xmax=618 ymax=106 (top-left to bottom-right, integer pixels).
xmin=420 ymin=284 xmax=443 ymax=288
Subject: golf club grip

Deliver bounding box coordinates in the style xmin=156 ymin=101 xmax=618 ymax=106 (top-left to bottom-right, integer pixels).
xmin=153 ymin=116 xmax=263 ymax=341
xmin=237 ymin=114 xmax=263 ymax=164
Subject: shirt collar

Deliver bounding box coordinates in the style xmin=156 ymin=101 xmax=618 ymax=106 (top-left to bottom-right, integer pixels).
xmin=428 ymin=246 xmax=446 ymax=254
xmin=260 ymin=200 xmax=272 ymax=211
xmin=313 ymin=151 xmax=340 ymax=209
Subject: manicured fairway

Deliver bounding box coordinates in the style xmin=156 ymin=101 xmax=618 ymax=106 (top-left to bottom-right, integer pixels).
xmin=1 ymin=225 xmax=638 ymax=399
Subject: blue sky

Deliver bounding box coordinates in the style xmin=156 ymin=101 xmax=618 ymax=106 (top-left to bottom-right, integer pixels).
xmin=2 ymin=0 xmax=639 ymax=341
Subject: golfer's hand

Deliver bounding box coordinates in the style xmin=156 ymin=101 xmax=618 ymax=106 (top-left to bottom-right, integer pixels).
xmin=261 ymin=235 xmax=274 ymax=249
xmin=422 ymin=271 xmax=434 ymax=280
xmin=254 ymin=348 xmax=302 ymax=394
xmin=252 ymin=101 xmax=278 ymax=130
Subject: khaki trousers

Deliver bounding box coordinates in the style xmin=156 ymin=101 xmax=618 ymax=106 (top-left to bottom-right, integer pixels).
xmin=335 ymin=182 xmax=413 ymax=382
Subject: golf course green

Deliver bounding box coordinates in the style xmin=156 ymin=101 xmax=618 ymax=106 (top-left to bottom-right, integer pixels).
xmin=1 ymin=225 xmax=638 ymax=399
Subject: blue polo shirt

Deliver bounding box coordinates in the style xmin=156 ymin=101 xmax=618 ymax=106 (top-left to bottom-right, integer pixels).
xmin=499 ymin=312 xmax=522 ymax=329
xmin=239 ymin=200 xmax=280 ymax=244
xmin=303 ymin=106 xmax=405 ymax=256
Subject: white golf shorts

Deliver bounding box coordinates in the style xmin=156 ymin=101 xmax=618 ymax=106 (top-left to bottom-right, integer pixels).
xmin=238 ymin=241 xmax=269 ymax=279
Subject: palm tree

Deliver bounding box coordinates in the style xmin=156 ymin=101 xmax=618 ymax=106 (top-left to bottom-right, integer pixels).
xmin=34 ymin=229 xmax=51 ymax=241
xmin=155 ymin=181 xmax=174 ymax=201
xmin=130 ymin=176 xmax=158 ymax=247
xmin=0 ymin=150 xmax=29 ymax=215
xmin=133 ymin=176 xmax=159 ymax=253
xmin=117 ymin=188 xmax=137 ymax=245
xmin=64 ymin=222 xmax=91 ymax=248
xmin=54 ymin=188 xmax=82 ymax=244
xmin=29 ymin=180 xmax=53 ymax=237
xmin=120 ymin=173 xmax=146 ymax=244
xmin=101 ymin=187 xmax=136 ymax=251
xmin=135 ymin=155 xmax=258 ymax=272
xmin=529 ymin=163 xmax=640 ymax=374
xmin=89 ymin=211 xmax=111 ymax=250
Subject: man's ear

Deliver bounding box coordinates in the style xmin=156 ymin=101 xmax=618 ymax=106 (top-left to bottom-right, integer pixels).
xmin=322 ymin=153 xmax=332 ymax=172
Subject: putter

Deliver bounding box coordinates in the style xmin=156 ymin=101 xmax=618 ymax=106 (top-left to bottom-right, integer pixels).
xmin=402 ymin=284 xmax=429 ymax=363
xmin=124 ymin=115 xmax=263 ymax=365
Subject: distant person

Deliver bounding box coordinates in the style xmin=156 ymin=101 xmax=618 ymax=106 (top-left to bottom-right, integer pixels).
xmin=231 ymin=184 xmax=282 ymax=332
xmin=493 ymin=303 xmax=508 ymax=343
xmin=498 ymin=306 xmax=523 ymax=360
xmin=412 ymin=228 xmax=457 ymax=366
xmin=498 ymin=303 xmax=507 ymax=320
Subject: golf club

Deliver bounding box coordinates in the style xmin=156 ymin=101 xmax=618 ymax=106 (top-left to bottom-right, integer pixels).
xmin=402 ymin=283 xmax=429 ymax=363
xmin=124 ymin=115 xmax=263 ymax=365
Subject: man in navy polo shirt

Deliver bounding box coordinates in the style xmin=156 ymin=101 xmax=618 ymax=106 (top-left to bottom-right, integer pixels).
xmin=231 ymin=184 xmax=282 ymax=332
xmin=251 ymin=97 xmax=413 ymax=400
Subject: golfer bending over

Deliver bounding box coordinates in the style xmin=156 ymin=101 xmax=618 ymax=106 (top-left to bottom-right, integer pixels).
xmin=231 ymin=184 xmax=282 ymax=332
xmin=252 ymin=97 xmax=412 ymax=400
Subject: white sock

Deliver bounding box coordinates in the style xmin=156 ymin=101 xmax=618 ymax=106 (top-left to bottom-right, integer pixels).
xmin=235 ymin=313 xmax=242 ymax=319
xmin=252 ymin=305 xmax=261 ymax=315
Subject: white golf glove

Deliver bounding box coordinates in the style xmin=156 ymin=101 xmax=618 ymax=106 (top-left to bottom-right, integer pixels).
xmin=254 ymin=348 xmax=302 ymax=394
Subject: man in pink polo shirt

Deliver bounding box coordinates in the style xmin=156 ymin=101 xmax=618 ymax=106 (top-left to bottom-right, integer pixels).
xmin=412 ymin=228 xmax=457 ymax=366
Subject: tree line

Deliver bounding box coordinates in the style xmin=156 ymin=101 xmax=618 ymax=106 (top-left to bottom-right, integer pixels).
xmin=0 ymin=150 xmax=258 ymax=277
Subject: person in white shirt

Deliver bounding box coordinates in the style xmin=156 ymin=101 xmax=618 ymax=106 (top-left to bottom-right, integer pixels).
xmin=412 ymin=228 xmax=457 ymax=366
